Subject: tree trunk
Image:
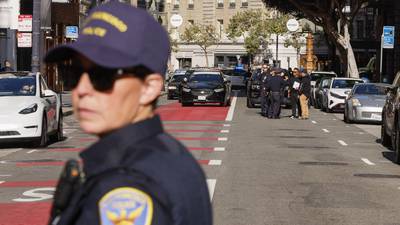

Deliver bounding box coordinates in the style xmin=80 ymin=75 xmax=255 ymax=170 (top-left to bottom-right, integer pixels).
xmin=203 ymin=47 xmax=209 ymax=67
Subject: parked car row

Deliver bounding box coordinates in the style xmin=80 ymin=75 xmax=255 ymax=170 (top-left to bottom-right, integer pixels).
xmin=166 ymin=68 xmax=234 ymax=107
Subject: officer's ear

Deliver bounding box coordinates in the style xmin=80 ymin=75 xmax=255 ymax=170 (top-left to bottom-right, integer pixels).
xmin=139 ymin=73 xmax=163 ymax=106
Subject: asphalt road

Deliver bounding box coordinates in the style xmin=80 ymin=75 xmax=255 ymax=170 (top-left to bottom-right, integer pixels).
xmin=1 ymin=90 xmax=400 ymax=225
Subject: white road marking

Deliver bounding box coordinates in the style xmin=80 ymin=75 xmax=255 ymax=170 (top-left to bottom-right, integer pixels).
xmin=220 ymin=130 xmax=230 ymax=133
xmin=206 ymin=179 xmax=217 ymax=201
xmin=0 ymin=181 xmax=4 ymax=184
xmin=225 ymin=92 xmax=238 ymax=121
xmin=322 ymin=129 xmax=330 ymax=133
xmin=358 ymin=132 xmax=364 ymax=135
xmin=338 ymin=140 xmax=348 ymax=146
xmin=346 ymin=125 xmax=350 ymax=128
xmin=333 ymin=119 xmax=337 ymax=121
xmin=0 ymin=161 xmax=6 ymax=164
xmin=13 ymin=188 xmax=55 ymax=202
xmin=218 ymin=137 xmax=228 ymax=141
xmin=0 ymin=175 xmax=11 ymax=177
xmin=27 ymin=150 xmax=38 ymax=154
xmin=213 ymin=147 xmax=226 ymax=152
xmin=311 ymin=120 xmax=317 ymax=124
xmin=209 ymin=160 xmax=222 ymax=166
xmin=223 ymin=124 xmax=231 ymax=127
xmin=361 ymin=158 xmax=376 ymax=166
xmin=323 ymin=113 xmax=327 ymax=115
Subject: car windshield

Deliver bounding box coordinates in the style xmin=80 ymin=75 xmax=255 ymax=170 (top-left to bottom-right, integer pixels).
xmin=353 ymin=85 xmax=386 ymax=95
xmin=189 ymin=74 xmax=223 ymax=83
xmin=311 ymin=73 xmax=336 ymax=81
xmin=332 ymin=79 xmax=362 ymax=89
xmin=171 ymin=75 xmax=186 ymax=82
xmin=0 ymin=75 xmax=36 ymax=96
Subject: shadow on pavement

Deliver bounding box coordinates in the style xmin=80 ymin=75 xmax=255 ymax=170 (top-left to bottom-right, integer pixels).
xmin=382 ymin=151 xmax=397 ymax=164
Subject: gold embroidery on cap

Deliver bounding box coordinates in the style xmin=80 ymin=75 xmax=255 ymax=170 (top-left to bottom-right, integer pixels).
xmin=83 ymin=27 xmax=107 ymax=37
xmin=88 ymin=11 xmax=128 ymax=32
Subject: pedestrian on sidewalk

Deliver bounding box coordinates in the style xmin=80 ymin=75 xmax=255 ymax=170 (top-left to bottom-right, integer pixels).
xmin=288 ymin=68 xmax=302 ymax=119
xmin=299 ymin=69 xmax=311 ymax=120
xmin=260 ymin=63 xmax=271 ymax=117
xmin=44 ymin=2 xmax=212 ymax=225
xmin=266 ymin=68 xmax=286 ymax=119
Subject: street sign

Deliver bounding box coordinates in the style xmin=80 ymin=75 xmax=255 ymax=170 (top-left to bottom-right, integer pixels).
xmin=17 ymin=32 xmax=32 ymax=48
xmin=382 ymin=26 xmax=395 ymax=49
xmin=65 ymin=26 xmax=79 ymax=39
xmin=170 ymin=14 xmax=183 ymax=28
xmin=18 ymin=15 xmax=32 ymax=32
xmin=286 ymin=19 xmax=299 ymax=32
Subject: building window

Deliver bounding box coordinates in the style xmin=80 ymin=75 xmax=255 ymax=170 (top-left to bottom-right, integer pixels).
xmin=174 ymin=0 xmax=180 ymax=9
xmin=241 ymin=0 xmax=248 ymax=7
xmin=188 ymin=20 xmax=194 ymax=25
xmin=188 ymin=0 xmax=194 ymax=9
xmin=217 ymin=0 xmax=223 ymax=8
xmin=229 ymin=0 xmax=235 ymax=8
xmin=356 ymin=20 xmax=364 ymax=39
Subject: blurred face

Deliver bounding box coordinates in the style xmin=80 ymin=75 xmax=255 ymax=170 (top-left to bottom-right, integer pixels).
xmin=71 ymin=56 xmax=162 ymax=136
xmin=5 ymin=61 xmax=10 ymax=67
xmin=293 ymin=69 xmax=300 ymax=77
xmin=262 ymin=65 xmax=268 ymax=72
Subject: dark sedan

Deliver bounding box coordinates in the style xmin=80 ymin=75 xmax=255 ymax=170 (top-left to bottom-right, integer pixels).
xmin=167 ymin=73 xmax=188 ymax=100
xmin=246 ymin=69 xmax=262 ymax=108
xmin=181 ymin=71 xmax=231 ymax=107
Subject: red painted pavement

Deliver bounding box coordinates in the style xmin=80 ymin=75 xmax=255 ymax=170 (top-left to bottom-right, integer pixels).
xmin=0 ymin=180 xmax=57 ymax=187
xmin=0 ymin=202 xmax=51 ymax=225
xmin=188 ymin=147 xmax=213 ymax=151
xmin=163 ymin=123 xmax=227 ymax=127
xmin=156 ymin=102 xmax=229 ymax=121
xmin=51 ymin=148 xmax=83 ymax=152
xmin=176 ymin=137 xmax=219 ymax=141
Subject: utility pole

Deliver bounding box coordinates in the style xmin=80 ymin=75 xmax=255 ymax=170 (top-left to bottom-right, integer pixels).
xmin=31 ymin=0 xmax=41 ymax=73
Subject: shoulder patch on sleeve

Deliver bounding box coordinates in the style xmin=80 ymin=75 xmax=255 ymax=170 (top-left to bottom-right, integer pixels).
xmin=99 ymin=187 xmax=153 ymax=225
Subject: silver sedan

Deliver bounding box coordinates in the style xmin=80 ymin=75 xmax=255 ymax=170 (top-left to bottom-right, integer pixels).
xmin=344 ymin=83 xmax=389 ymax=124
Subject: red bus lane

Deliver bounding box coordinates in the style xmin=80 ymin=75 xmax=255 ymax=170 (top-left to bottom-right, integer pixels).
xmin=0 ymin=101 xmax=233 ymax=224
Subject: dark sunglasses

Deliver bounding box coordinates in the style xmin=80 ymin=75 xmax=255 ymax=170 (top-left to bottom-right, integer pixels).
xmin=58 ymin=63 xmax=133 ymax=92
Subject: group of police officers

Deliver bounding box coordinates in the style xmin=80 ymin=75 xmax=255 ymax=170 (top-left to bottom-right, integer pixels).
xmin=259 ymin=63 xmax=311 ymax=120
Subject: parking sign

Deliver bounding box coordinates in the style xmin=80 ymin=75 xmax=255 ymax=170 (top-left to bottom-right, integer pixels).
xmin=383 ymin=26 xmax=395 ymax=49
xmin=65 ymin=26 xmax=79 ymax=39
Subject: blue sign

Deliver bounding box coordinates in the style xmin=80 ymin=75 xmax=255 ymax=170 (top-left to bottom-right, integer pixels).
xmin=383 ymin=26 xmax=395 ymax=49
xmin=65 ymin=26 xmax=79 ymax=39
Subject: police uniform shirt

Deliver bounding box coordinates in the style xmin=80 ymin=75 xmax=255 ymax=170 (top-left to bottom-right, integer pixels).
xmin=56 ymin=116 xmax=212 ymax=225
xmin=266 ymin=75 xmax=286 ymax=92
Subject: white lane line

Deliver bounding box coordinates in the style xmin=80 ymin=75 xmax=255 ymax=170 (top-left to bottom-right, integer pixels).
xmin=0 ymin=161 xmax=6 ymax=164
xmin=361 ymin=158 xmax=376 ymax=166
xmin=223 ymin=124 xmax=231 ymax=127
xmin=311 ymin=120 xmax=317 ymax=124
xmin=225 ymin=92 xmax=238 ymax=121
xmin=206 ymin=179 xmax=217 ymax=201
xmin=0 ymin=175 xmax=11 ymax=177
xmin=338 ymin=140 xmax=348 ymax=146
xmin=209 ymin=160 xmax=222 ymax=166
xmin=27 ymin=150 xmax=38 ymax=154
xmin=0 ymin=181 xmax=4 ymax=184
xmin=220 ymin=130 xmax=230 ymax=133
xmin=358 ymin=132 xmax=364 ymax=135
xmin=213 ymin=147 xmax=226 ymax=152
xmin=322 ymin=129 xmax=330 ymax=133
xmin=323 ymin=113 xmax=327 ymax=115
xmin=333 ymin=119 xmax=337 ymax=121
xmin=218 ymin=137 xmax=228 ymax=141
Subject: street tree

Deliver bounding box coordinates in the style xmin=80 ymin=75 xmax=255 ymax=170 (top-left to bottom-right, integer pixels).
xmin=226 ymin=9 xmax=290 ymax=63
xmin=180 ymin=24 xmax=220 ymax=67
xmin=284 ymin=32 xmax=306 ymax=67
xmin=264 ymin=0 xmax=368 ymax=78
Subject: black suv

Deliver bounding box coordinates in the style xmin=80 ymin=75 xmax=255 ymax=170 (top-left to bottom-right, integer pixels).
xmin=167 ymin=72 xmax=188 ymax=100
xmin=381 ymin=71 xmax=400 ymax=162
xmin=246 ymin=69 xmax=262 ymax=108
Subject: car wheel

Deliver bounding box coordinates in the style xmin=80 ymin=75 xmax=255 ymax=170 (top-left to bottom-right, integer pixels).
xmin=381 ymin=119 xmax=392 ymax=148
xmin=182 ymin=102 xmax=192 ymax=107
xmin=247 ymin=98 xmax=254 ymax=108
xmin=34 ymin=115 xmax=48 ymax=148
xmin=51 ymin=111 xmax=64 ymax=142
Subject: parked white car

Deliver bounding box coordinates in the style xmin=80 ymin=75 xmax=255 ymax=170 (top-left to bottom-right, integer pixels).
xmin=0 ymin=71 xmax=63 ymax=147
xmin=322 ymin=77 xmax=364 ymax=112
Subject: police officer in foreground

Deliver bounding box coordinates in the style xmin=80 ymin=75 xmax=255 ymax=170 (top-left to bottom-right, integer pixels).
xmin=260 ymin=63 xmax=271 ymax=117
xmin=44 ymin=2 xmax=212 ymax=225
xmin=266 ymin=68 xmax=287 ymax=119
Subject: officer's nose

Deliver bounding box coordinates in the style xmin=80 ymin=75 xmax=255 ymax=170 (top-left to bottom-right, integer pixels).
xmin=74 ymin=73 xmax=95 ymax=97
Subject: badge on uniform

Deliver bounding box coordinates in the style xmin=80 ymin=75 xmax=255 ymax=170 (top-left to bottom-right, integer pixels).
xmin=99 ymin=187 xmax=153 ymax=225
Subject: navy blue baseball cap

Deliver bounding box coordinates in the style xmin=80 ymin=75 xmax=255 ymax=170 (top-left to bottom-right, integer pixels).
xmin=44 ymin=1 xmax=170 ymax=76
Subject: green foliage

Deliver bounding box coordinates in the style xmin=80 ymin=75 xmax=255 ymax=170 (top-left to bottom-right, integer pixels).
xmin=180 ymin=24 xmax=219 ymax=51
xmin=227 ymin=9 xmax=291 ymax=56
xmin=284 ymin=32 xmax=305 ymax=53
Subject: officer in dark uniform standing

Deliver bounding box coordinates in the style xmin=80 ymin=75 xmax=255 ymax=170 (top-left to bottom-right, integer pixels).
xmin=44 ymin=2 xmax=212 ymax=225
xmin=266 ymin=68 xmax=287 ymax=119
xmin=260 ymin=63 xmax=271 ymax=117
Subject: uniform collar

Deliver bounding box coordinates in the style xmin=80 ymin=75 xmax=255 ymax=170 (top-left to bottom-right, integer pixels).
xmin=80 ymin=115 xmax=164 ymax=177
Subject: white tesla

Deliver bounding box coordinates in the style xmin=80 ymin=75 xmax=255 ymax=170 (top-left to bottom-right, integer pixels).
xmin=0 ymin=71 xmax=63 ymax=147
